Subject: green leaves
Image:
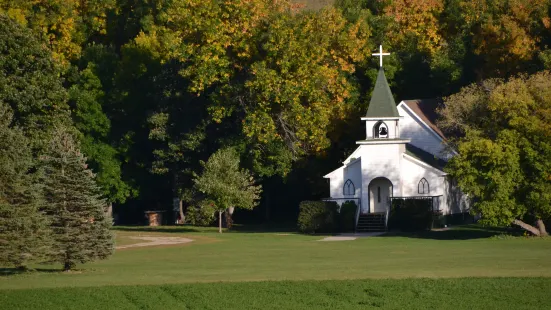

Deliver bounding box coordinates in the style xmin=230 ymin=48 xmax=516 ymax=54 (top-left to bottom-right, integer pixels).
xmin=442 ymin=71 xmax=551 ymax=228
xmin=135 ymin=2 xmax=371 ymax=174
xmin=194 ymin=148 xmax=261 ymax=212
xmin=0 ymin=14 xmax=70 ymax=152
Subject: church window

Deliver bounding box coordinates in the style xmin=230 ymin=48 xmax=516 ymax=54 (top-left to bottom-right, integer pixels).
xmin=377 ymin=187 xmax=381 ymax=202
xmin=418 ymin=178 xmax=430 ymax=194
xmin=374 ymin=121 xmax=389 ymax=138
xmin=343 ymin=179 xmax=355 ymax=196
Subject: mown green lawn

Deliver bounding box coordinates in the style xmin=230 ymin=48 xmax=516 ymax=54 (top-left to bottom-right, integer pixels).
xmin=1 ymin=225 xmax=551 ymax=309
xmin=2 ymin=278 xmax=551 ymax=309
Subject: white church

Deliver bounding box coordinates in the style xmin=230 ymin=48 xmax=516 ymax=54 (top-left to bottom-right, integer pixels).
xmin=324 ymin=46 xmax=469 ymax=231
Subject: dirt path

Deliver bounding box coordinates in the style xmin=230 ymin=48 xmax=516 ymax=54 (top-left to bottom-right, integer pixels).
xmin=116 ymin=236 xmax=194 ymax=249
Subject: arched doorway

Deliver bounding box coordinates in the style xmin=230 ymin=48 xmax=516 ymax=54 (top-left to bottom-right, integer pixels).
xmin=368 ymin=177 xmax=393 ymax=213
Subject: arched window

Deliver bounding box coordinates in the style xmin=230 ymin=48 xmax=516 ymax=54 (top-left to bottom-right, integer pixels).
xmin=418 ymin=178 xmax=430 ymax=194
xmin=343 ymin=179 xmax=355 ymax=196
xmin=374 ymin=121 xmax=388 ymax=138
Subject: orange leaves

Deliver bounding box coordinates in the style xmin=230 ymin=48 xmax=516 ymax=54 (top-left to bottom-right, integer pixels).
xmin=384 ymin=0 xmax=444 ymax=55
xmin=456 ymin=0 xmax=550 ymax=77
xmin=474 ymin=15 xmax=535 ymax=64
xmin=543 ymin=16 xmax=551 ymax=29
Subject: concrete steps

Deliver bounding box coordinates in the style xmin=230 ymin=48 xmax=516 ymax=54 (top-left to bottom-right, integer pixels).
xmin=356 ymin=213 xmax=386 ymax=232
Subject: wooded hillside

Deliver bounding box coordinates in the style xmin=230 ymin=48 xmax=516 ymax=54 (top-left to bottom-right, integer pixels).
xmin=1 ymin=0 xmax=550 ymax=225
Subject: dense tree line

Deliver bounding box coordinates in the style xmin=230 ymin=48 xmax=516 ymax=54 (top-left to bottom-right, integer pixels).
xmin=1 ymin=1 xmax=550 ymax=232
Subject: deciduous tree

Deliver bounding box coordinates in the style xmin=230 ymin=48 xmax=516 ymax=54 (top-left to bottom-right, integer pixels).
xmin=0 ymin=0 xmax=115 ymax=67
xmin=439 ymin=71 xmax=551 ymax=236
xmin=134 ymin=1 xmax=370 ymax=173
xmin=194 ymin=148 xmax=262 ymax=233
xmin=0 ymin=14 xmax=71 ymax=151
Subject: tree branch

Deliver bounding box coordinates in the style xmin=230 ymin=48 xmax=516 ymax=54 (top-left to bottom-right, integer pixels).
xmin=512 ymin=219 xmax=541 ymax=236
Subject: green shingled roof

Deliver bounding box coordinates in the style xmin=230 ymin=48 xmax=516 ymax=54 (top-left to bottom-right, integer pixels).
xmin=366 ymin=68 xmax=399 ymax=118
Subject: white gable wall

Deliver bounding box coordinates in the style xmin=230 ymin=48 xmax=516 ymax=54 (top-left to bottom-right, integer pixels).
xmin=444 ymin=177 xmax=470 ymax=215
xmin=344 ymin=158 xmax=362 ymax=198
xmin=326 ymin=166 xmax=344 ymax=198
xmin=400 ymin=154 xmax=447 ymax=214
xmin=325 ymin=158 xmax=362 ymax=199
xmin=397 ymin=102 xmax=447 ymax=159
xmin=358 ymin=143 xmax=405 ymax=213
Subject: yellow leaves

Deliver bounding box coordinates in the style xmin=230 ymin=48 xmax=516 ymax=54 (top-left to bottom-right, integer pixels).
xmin=384 ymin=0 xmax=444 ymax=55
xmin=129 ymin=1 xmax=365 ymax=156
xmin=0 ymin=0 xmax=114 ymax=69
xmin=456 ymin=0 xmax=550 ymax=77
xmin=543 ymin=17 xmax=551 ymax=29
xmin=472 ymin=14 xmax=535 ymax=76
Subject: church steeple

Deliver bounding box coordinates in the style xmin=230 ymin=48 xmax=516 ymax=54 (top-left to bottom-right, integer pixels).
xmin=365 ymin=68 xmax=399 ymax=118
xmin=360 ymin=45 xmax=404 ymax=142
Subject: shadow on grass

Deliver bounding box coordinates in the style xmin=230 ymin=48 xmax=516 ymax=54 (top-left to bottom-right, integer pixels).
xmin=113 ymin=223 xmax=299 ymax=234
xmin=381 ymin=224 xmax=522 ymax=240
xmin=0 ymin=267 xmax=62 ymax=276
xmin=229 ymin=222 xmax=297 ymax=233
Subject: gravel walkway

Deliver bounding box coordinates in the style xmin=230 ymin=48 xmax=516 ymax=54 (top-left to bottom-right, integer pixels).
xmin=116 ymin=236 xmax=194 ymax=249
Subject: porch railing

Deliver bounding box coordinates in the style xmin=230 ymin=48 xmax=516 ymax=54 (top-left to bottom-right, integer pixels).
xmin=389 ymin=195 xmax=443 ymax=212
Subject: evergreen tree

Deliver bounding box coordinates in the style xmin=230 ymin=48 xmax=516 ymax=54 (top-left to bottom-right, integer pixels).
xmin=41 ymin=128 xmax=114 ymax=271
xmin=0 ymin=103 xmax=52 ymax=269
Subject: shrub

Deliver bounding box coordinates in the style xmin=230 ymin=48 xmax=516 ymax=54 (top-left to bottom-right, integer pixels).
xmin=297 ymin=201 xmax=338 ymax=233
xmin=339 ymin=201 xmax=357 ymax=232
xmin=186 ymin=202 xmax=216 ymax=226
xmin=388 ymin=198 xmax=433 ymax=231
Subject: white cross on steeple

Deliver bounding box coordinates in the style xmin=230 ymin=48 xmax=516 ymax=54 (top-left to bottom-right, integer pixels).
xmin=372 ymin=45 xmax=390 ymax=68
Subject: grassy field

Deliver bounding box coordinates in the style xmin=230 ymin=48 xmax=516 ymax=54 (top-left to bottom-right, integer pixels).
xmin=1 ymin=225 xmax=551 ymax=308
xmin=2 ymin=278 xmax=551 ymax=309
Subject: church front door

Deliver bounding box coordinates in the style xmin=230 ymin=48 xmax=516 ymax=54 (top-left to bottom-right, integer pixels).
xmin=368 ymin=177 xmax=392 ymax=213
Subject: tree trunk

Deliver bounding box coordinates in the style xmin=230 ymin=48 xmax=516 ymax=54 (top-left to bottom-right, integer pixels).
xmin=179 ymin=199 xmax=185 ymax=224
xmin=106 ymin=202 xmax=113 ymax=219
xmin=64 ymin=261 xmax=74 ymax=272
xmin=225 ymin=208 xmax=233 ymax=229
xmin=265 ymin=191 xmax=270 ymax=221
xmin=536 ymin=219 xmax=548 ymax=236
xmin=218 ymin=210 xmax=222 ymax=233
xmin=512 ymin=219 xmax=541 ymax=236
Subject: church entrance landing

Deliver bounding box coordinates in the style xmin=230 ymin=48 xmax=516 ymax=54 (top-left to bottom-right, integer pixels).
xmin=368 ymin=177 xmax=392 ymax=213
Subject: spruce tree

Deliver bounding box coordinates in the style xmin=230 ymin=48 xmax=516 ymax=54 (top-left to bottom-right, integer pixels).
xmin=0 ymin=103 xmax=52 ymax=269
xmin=41 ymin=128 xmax=114 ymax=271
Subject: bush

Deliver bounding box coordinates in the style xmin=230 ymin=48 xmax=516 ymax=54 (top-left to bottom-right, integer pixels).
xmin=339 ymin=201 xmax=357 ymax=233
xmin=297 ymin=201 xmax=338 ymax=233
xmin=186 ymin=202 xmax=216 ymax=226
xmin=388 ymin=198 xmax=433 ymax=231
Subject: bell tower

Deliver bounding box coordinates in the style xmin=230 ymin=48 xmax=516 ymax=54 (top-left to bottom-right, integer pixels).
xmin=361 ymin=45 xmax=402 ymax=141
